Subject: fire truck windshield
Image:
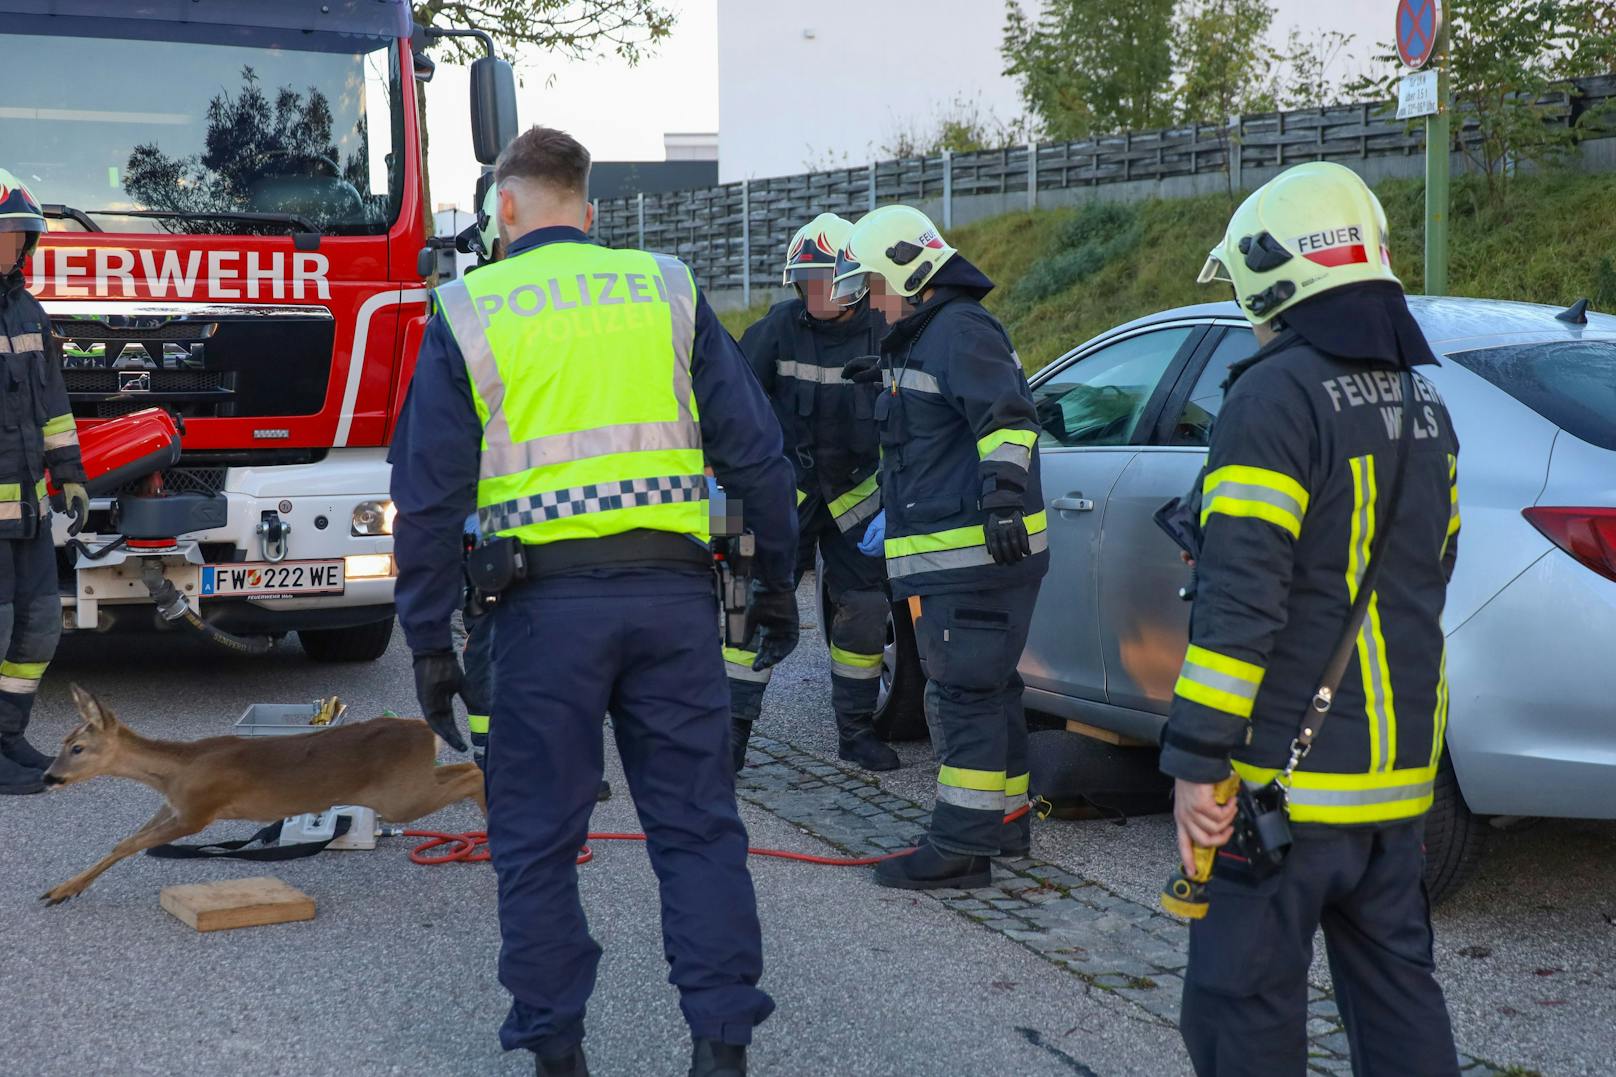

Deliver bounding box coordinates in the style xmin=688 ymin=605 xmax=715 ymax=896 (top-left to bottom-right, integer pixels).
xmin=0 ymin=34 xmax=405 ymax=237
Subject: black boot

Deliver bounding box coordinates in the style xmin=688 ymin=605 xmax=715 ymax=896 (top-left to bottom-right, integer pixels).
xmin=689 ymin=1040 xmax=746 ymax=1077
xmin=874 ymin=839 xmax=991 ymax=890
xmin=730 ymin=717 xmax=754 ymax=774
xmin=0 ymin=733 xmax=53 ymax=772
xmin=0 ymin=751 xmax=45 ymax=796
xmin=534 ymin=1044 xmax=589 ymax=1076
xmin=836 ymin=714 xmax=900 ymax=772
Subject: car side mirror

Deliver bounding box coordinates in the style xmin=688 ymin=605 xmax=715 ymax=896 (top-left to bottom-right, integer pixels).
xmin=470 ymin=57 xmax=517 ymax=165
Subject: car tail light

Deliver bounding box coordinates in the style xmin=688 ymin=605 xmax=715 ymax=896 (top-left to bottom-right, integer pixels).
xmin=1522 ymin=507 xmax=1616 ymax=583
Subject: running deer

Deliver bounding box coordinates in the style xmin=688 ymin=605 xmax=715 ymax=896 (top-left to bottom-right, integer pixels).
xmin=40 ymin=685 xmax=485 ymax=905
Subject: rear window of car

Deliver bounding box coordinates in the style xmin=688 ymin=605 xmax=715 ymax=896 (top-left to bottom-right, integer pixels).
xmin=1446 ymin=339 xmax=1616 ymax=451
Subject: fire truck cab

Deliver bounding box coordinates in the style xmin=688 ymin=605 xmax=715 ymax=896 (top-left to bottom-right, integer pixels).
xmin=0 ymin=0 xmax=512 ymax=660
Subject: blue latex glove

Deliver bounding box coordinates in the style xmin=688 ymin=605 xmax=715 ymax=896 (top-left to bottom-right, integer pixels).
xmin=858 ymin=510 xmax=885 ymax=557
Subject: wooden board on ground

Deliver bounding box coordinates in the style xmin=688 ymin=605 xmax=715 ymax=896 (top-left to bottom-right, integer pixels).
xmin=160 ymin=876 xmax=315 ymax=933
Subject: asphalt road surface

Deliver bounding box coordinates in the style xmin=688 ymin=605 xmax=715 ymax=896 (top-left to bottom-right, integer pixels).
xmin=4 ymin=586 xmax=1612 ymax=1075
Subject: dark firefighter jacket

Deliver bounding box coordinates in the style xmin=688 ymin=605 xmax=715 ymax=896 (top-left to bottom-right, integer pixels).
xmin=874 ymin=256 xmax=1048 ymax=599
xmin=0 ymin=268 xmax=86 ymax=540
xmin=740 ymin=298 xmax=884 ymax=534
xmin=389 ymin=226 xmax=797 ymax=655
xmin=1159 ymin=283 xmax=1461 ymax=826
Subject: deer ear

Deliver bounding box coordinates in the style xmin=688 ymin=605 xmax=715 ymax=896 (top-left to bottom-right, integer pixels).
xmin=70 ymin=684 xmax=115 ymax=730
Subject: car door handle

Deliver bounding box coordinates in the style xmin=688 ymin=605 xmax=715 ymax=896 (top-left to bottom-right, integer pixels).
xmin=1051 ymin=496 xmax=1095 ymax=512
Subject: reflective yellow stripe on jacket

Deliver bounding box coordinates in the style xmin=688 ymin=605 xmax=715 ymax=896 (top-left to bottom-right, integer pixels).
xmin=42 ymin=413 xmax=79 ymax=453
xmin=976 ymin=428 xmax=1037 ymax=472
xmin=1234 ymin=761 xmax=1436 ymax=824
xmin=828 ymin=473 xmax=881 ymax=533
xmin=436 ymin=243 xmax=709 ymax=546
xmin=885 ymin=510 xmax=1048 ymax=580
xmin=1201 ymin=464 xmax=1309 ymax=539
xmin=1174 ymin=644 xmax=1265 ymax=720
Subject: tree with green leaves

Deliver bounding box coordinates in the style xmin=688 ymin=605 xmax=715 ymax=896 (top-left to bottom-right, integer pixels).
xmin=1354 ymin=0 xmax=1616 ymax=204
xmin=411 ymin=1 xmax=675 ymax=63
xmin=1001 ymin=0 xmax=1176 ymax=140
xmin=1173 ymin=0 xmax=1279 ymax=125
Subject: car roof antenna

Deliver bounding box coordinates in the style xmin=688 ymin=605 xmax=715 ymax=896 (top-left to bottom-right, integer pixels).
xmin=1555 ymin=298 xmax=1590 ymax=324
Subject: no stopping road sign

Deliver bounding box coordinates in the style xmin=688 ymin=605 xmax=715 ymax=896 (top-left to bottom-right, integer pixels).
xmin=1397 ymin=0 xmax=1443 ymax=70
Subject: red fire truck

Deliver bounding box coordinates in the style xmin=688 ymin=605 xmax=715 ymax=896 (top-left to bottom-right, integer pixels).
xmin=1 ymin=1 xmax=513 ymax=660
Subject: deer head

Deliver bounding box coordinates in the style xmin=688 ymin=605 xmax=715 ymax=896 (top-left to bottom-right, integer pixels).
xmin=43 ymin=685 xmax=124 ymax=788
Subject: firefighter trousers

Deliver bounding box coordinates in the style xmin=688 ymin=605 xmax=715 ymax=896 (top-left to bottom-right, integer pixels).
xmin=1180 ymin=819 xmax=1458 ymax=1076
xmin=0 ymin=528 xmax=61 ymax=738
xmin=487 ymin=568 xmax=773 ymax=1056
xmin=725 ymin=499 xmax=886 ymax=735
xmin=911 ymin=583 xmax=1040 ymax=856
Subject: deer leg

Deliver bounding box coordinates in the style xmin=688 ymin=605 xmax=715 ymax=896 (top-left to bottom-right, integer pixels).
xmin=42 ymin=806 xmax=206 ymax=906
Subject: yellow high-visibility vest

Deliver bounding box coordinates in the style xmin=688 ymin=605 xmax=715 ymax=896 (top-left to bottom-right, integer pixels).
xmin=434 ymin=241 xmax=709 ymax=546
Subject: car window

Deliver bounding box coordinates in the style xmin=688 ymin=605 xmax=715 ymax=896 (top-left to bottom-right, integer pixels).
xmin=1170 ymin=327 xmax=1257 ymax=446
xmin=1447 ymin=339 xmax=1616 ymax=451
xmin=1033 ymin=327 xmax=1194 ymax=447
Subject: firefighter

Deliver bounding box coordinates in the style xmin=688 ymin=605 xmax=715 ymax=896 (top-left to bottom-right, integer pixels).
xmin=830 ymin=204 xmax=1047 ymax=890
xmin=390 ymin=127 xmax=797 ymax=1077
xmin=728 ymin=212 xmax=897 ymax=774
xmin=0 ymin=169 xmax=87 ymax=796
xmin=1160 ymin=161 xmax=1461 ymax=1075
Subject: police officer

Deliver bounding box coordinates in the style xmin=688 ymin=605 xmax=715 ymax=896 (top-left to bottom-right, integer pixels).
xmin=390 ymin=127 xmax=799 ymax=1077
xmin=0 ymin=169 xmax=87 ymax=796
xmin=728 ymin=212 xmax=897 ymax=773
xmin=1160 ymin=162 xmax=1461 ymax=1075
xmin=829 ymin=205 xmax=1047 ymax=890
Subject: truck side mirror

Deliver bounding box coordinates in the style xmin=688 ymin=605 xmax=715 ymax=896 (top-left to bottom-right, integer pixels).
xmin=470 ymin=57 xmax=518 ymax=165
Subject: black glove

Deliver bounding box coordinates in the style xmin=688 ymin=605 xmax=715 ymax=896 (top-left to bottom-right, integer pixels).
xmin=981 ymin=491 xmax=1032 ymax=565
xmin=745 ymin=585 xmax=800 ymax=671
xmin=840 ymin=355 xmax=883 ymax=384
xmin=412 ymin=651 xmax=469 ymax=752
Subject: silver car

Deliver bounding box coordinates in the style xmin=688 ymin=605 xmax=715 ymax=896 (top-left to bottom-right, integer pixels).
xmin=863 ymin=295 xmax=1616 ymax=901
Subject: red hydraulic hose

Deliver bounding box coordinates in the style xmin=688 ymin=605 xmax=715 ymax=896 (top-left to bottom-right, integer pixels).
xmin=402 ymin=829 xmax=907 ymax=868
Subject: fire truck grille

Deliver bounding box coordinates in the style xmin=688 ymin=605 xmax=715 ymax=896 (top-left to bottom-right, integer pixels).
xmin=53 ymin=308 xmax=336 ymax=421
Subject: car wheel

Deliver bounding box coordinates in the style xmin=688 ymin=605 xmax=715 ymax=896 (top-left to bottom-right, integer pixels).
xmin=298 ymin=617 xmax=395 ymax=662
xmin=1028 ymin=728 xmax=1171 ymax=819
xmin=1423 ymin=753 xmax=1487 ymax=904
xmin=871 ymin=597 xmax=927 ymax=741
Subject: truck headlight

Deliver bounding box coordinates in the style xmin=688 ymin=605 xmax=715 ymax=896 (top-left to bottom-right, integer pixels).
xmin=351 ymin=500 xmax=396 ymax=536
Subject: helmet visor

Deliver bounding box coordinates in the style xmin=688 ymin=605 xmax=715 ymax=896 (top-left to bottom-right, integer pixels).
xmin=1197 ymin=254 xmax=1233 ymax=286
xmin=784 ymin=263 xmax=834 ymax=285
xmin=830 ymin=271 xmax=870 ymax=308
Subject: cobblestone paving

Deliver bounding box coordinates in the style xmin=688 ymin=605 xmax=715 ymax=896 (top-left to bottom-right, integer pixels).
xmin=739 ymin=734 xmax=1512 ymax=1077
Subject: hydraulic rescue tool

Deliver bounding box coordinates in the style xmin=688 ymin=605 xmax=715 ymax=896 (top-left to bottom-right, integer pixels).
xmin=1160 ymin=772 xmax=1242 ymax=919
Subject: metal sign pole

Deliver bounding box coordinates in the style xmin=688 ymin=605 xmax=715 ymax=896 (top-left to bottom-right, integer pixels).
xmin=740 ymin=180 xmax=751 ymax=309
xmin=1424 ymin=24 xmax=1450 ymax=296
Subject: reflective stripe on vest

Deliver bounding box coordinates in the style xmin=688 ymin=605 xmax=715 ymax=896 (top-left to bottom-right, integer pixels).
xmin=436 ymin=244 xmax=708 ymax=545
xmin=885 ymin=510 xmax=1049 ymax=579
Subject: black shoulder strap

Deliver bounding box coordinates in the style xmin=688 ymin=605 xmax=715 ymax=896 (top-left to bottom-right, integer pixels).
xmin=146 ymin=815 xmax=353 ymax=861
xmin=1283 ymin=369 xmax=1415 ymax=776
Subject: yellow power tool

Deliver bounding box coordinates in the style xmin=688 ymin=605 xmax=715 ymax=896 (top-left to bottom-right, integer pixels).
xmin=1159 ymin=772 xmax=1242 ymax=919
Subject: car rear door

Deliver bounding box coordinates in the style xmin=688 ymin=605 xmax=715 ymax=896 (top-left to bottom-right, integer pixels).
xmin=1097 ymin=321 xmax=1256 ymax=716
xmin=1021 ymin=322 xmax=1209 ymax=705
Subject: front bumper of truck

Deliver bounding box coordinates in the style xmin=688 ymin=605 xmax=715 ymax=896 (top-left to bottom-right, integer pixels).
xmin=58 ymin=447 xmax=397 ymax=636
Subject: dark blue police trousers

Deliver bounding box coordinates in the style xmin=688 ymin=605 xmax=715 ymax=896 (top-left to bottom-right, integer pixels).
xmin=485 ymin=568 xmax=774 ymax=1055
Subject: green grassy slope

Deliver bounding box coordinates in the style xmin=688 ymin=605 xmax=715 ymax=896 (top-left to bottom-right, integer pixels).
xmin=718 ymin=170 xmax=1616 ymax=373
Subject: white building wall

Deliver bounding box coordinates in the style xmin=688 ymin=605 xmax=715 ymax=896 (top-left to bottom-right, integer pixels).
xmin=717 ymin=0 xmax=1396 ymax=184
